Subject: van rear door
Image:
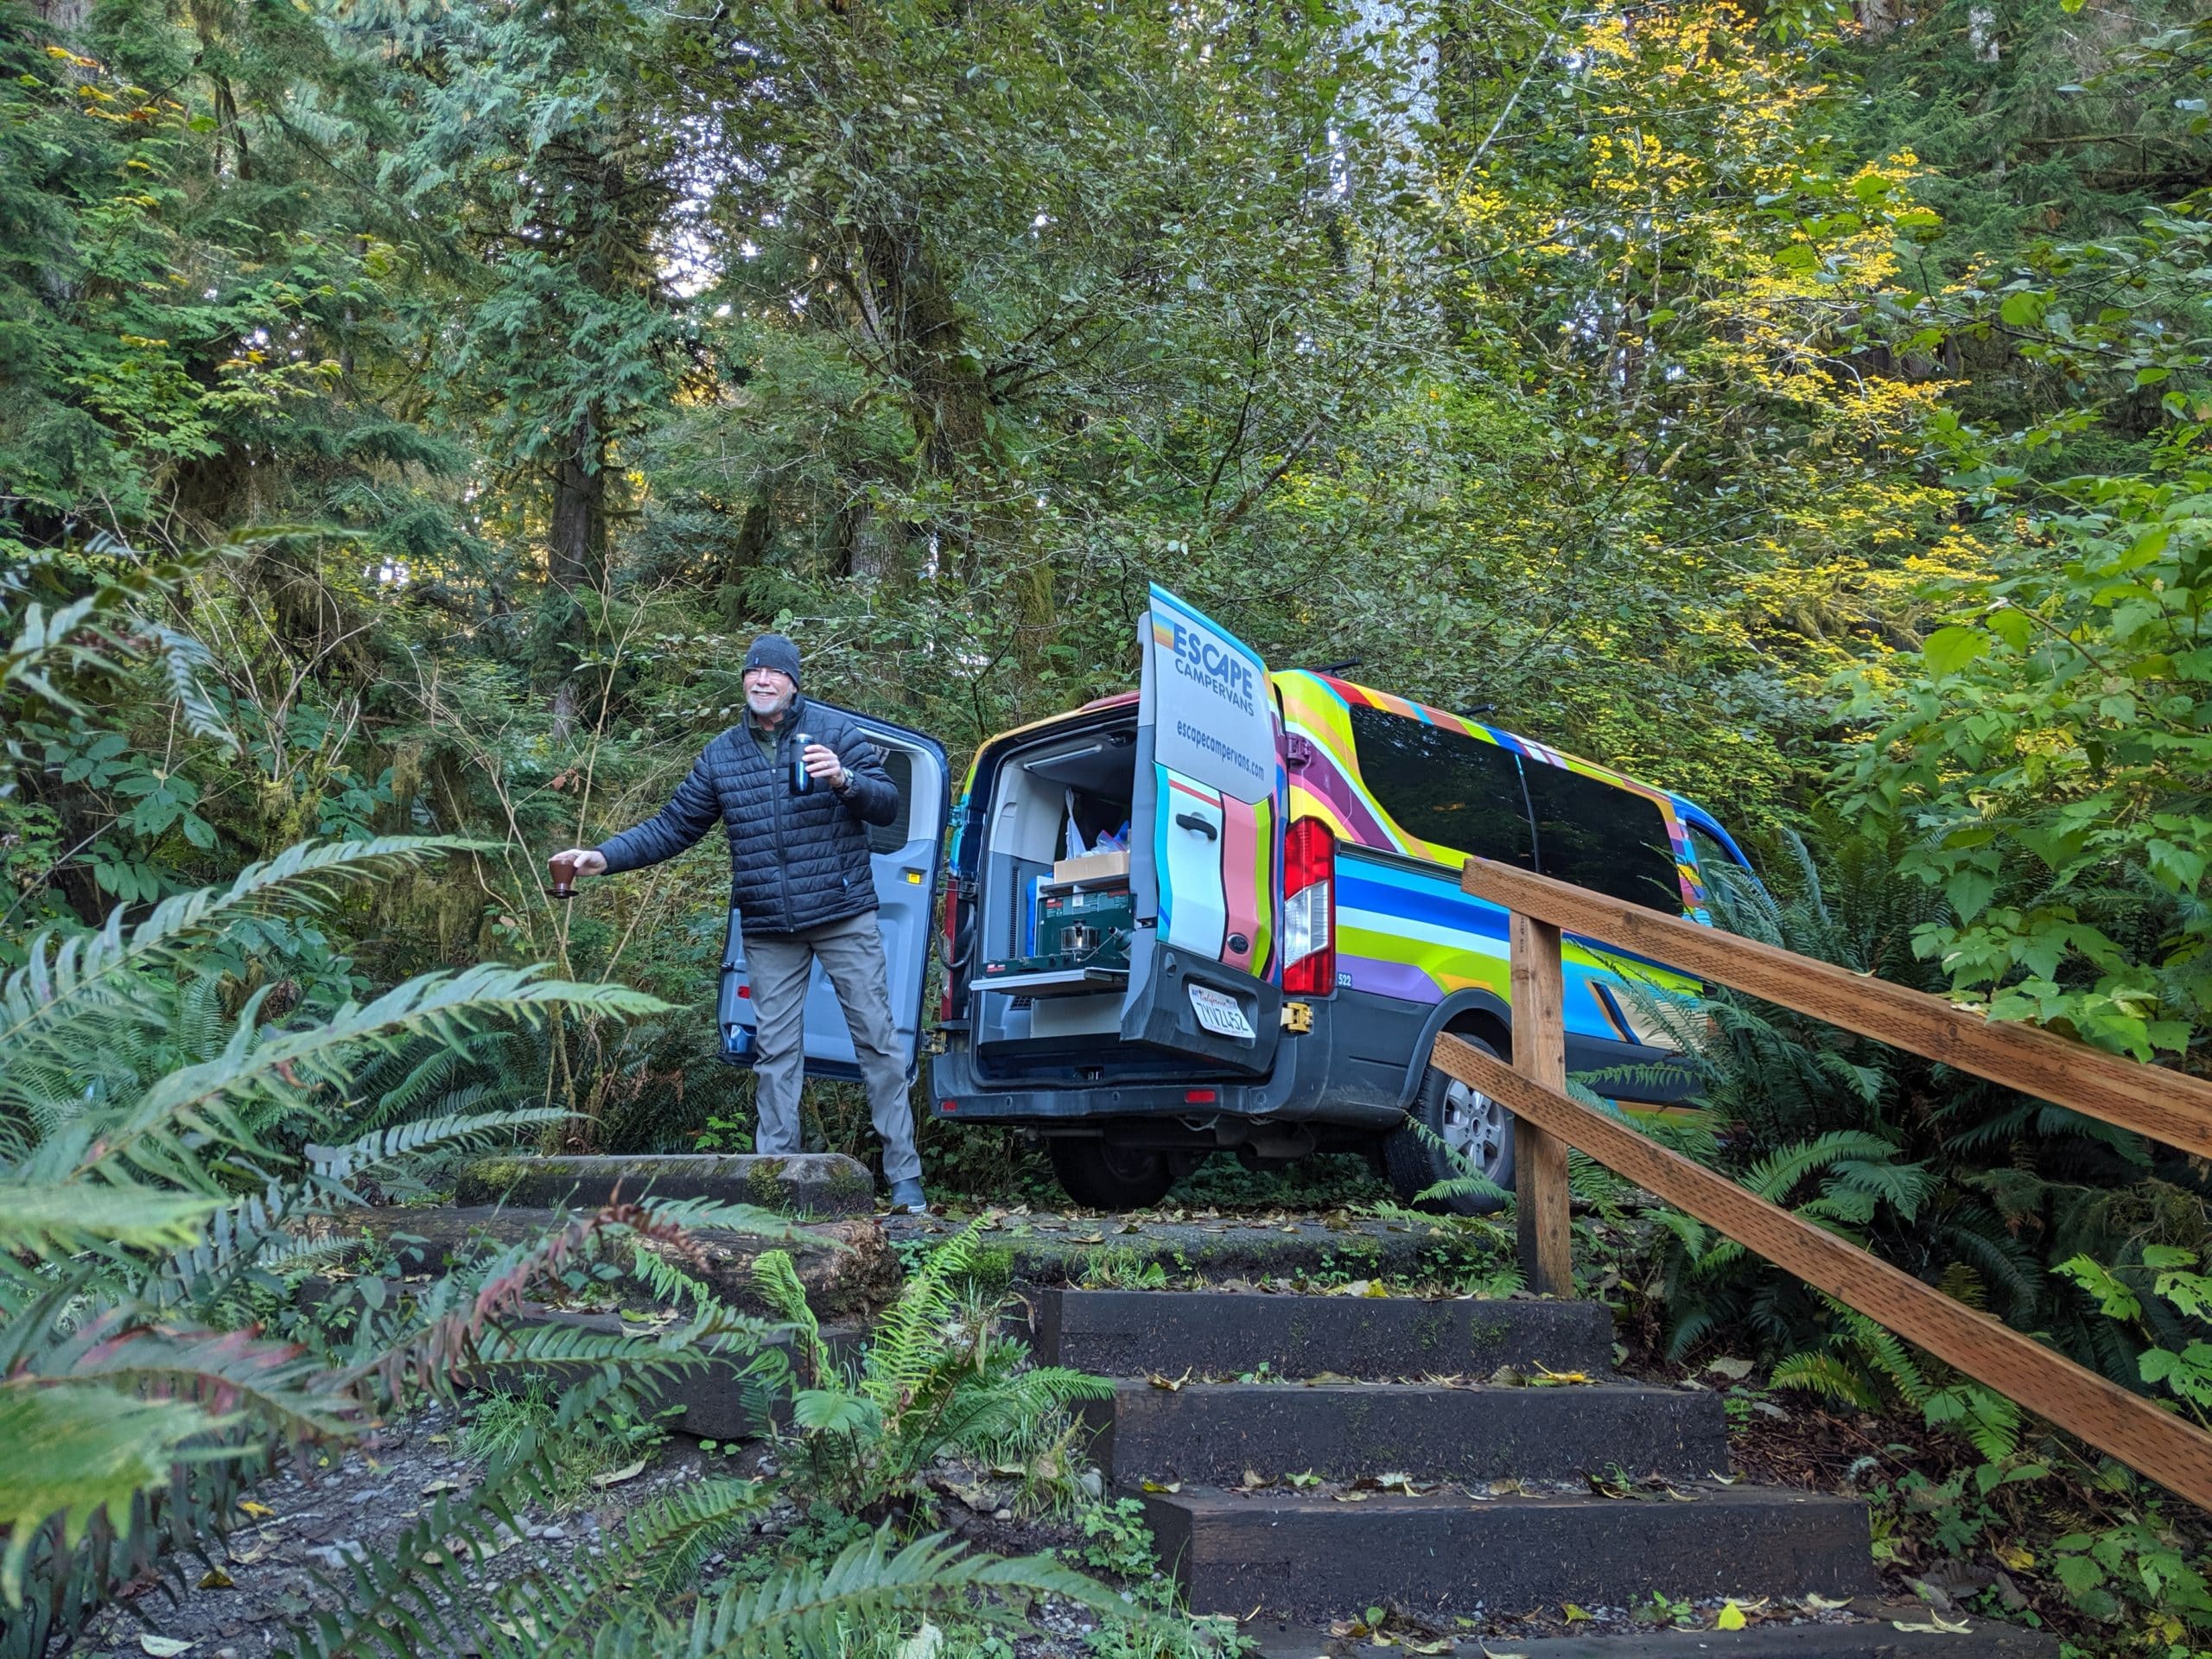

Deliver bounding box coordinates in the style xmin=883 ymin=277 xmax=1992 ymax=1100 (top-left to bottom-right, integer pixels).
xmin=1122 ymin=584 xmax=1284 ymax=1073
xmin=718 ymin=709 xmax=950 ymax=1084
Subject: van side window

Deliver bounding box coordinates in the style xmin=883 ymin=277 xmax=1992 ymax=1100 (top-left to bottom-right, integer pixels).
xmin=1520 ymin=762 xmax=1680 ymax=911
xmin=1687 ymin=823 xmax=1754 ymax=904
xmin=1345 ymin=707 xmax=1537 ymax=869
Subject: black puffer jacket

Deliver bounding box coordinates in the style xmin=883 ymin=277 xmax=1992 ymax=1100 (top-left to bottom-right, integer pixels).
xmin=594 ymin=697 xmax=899 ymax=937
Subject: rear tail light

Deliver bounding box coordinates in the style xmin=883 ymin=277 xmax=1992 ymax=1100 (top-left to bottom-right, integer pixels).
xmin=1281 ymin=817 xmax=1336 ymax=996
xmin=938 ymin=871 xmax=960 ymax=1022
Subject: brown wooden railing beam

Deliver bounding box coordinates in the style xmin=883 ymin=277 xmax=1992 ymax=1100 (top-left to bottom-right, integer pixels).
xmin=1460 ymin=857 xmax=2212 ymax=1161
xmin=1432 ymin=1032 xmax=2212 ymax=1515
xmin=1510 ymin=913 xmax=1573 ymax=1296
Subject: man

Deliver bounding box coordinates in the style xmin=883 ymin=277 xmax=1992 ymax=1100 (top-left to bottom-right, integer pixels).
xmin=552 ymin=632 xmax=928 ymax=1212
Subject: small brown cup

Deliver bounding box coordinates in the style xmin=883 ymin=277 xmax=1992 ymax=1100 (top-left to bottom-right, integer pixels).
xmin=549 ymin=851 xmax=581 ymax=899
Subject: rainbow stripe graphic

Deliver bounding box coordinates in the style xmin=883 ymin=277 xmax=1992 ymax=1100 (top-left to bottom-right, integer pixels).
xmin=1279 ymin=673 xmax=1703 ymax=1039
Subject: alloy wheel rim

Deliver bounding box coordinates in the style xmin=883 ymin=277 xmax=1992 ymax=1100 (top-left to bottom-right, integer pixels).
xmin=1440 ymin=1077 xmax=1508 ymax=1174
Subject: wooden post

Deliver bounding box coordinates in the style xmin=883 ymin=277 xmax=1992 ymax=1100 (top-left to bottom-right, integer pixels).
xmin=1510 ymin=911 xmax=1573 ymax=1297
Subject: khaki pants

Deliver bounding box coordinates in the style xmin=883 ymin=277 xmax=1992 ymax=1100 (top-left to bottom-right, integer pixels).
xmin=745 ymin=911 xmax=921 ymax=1185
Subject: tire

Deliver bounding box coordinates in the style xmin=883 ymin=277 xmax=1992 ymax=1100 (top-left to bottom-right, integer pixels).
xmin=1382 ymin=1033 xmax=1516 ymax=1216
xmin=1048 ymin=1138 xmax=1178 ymax=1210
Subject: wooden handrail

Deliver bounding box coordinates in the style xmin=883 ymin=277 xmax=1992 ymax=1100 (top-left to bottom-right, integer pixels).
xmin=1461 ymin=856 xmax=2212 ymax=1160
xmin=1450 ymin=854 xmax=2212 ymax=1514
xmin=1433 ymin=1033 xmax=2212 ymax=1514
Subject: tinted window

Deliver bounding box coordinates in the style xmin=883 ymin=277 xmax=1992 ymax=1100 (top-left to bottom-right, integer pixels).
xmin=865 ymin=746 xmax=915 ymax=855
xmin=1519 ymin=761 xmax=1680 ymax=910
xmin=1687 ymin=823 xmax=1755 ymax=902
xmin=1346 ymin=706 xmax=1536 ymax=869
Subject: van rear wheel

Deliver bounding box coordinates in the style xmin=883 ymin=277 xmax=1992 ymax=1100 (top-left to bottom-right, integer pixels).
xmin=1047 ymin=1139 xmax=1177 ymax=1210
xmin=1382 ymin=1036 xmax=1515 ymax=1216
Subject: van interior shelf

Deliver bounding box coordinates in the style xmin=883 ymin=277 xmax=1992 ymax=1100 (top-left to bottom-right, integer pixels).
xmin=976 ymin=966 xmax=1131 ymax=998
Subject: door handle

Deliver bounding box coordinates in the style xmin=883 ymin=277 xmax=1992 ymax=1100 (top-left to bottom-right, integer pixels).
xmin=1175 ymin=812 xmax=1219 ymax=841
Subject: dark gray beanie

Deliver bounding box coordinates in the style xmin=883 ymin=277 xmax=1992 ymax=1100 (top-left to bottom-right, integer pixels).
xmin=743 ymin=632 xmax=802 ymax=686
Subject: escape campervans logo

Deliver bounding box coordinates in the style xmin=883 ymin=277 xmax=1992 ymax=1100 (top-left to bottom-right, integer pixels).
xmin=1151 ymin=615 xmax=1256 ymax=717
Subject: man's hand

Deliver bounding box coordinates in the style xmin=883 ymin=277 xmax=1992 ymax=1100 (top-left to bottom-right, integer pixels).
xmin=802 ymin=743 xmax=849 ymax=791
xmin=554 ymin=848 xmax=608 ymax=878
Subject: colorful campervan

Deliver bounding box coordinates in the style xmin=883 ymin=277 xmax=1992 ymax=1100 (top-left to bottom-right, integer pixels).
xmin=916 ymin=585 xmax=1754 ymax=1212
xmin=716 ymin=585 xmax=1753 ymax=1213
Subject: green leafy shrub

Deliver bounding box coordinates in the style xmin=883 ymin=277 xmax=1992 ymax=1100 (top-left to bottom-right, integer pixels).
xmin=753 ymin=1223 xmax=1112 ymax=1513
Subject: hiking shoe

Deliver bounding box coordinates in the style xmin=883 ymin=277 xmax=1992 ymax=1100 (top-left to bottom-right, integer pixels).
xmin=887 ymin=1179 xmax=930 ymax=1214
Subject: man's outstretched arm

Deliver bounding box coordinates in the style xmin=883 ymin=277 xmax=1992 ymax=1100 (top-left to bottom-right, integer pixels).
xmin=595 ymin=751 xmax=722 ymax=873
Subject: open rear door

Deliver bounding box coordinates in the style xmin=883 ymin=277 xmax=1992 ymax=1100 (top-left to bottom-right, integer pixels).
xmin=718 ymin=709 xmax=950 ymax=1084
xmin=1122 ymin=585 xmax=1283 ymax=1073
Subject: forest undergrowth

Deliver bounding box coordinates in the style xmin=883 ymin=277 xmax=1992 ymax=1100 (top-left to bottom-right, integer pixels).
xmin=9 ymin=0 xmax=2212 ymax=1651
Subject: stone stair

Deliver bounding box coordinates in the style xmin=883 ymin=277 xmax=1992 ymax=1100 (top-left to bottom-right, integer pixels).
xmin=1029 ymin=1287 xmax=2056 ymax=1658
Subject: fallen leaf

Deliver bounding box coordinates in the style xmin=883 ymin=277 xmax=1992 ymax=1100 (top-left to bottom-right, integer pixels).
xmin=140 ymin=1638 xmax=194 ymax=1656
xmin=1147 ymin=1370 xmax=1192 ymax=1393
xmin=197 ymin=1567 xmax=234 ymax=1590
xmin=1803 ymin=1593 xmax=1853 ymax=1611
xmin=1561 ymin=1604 xmax=1592 ymax=1623
xmin=1704 ymin=1357 xmax=1755 ymax=1381
xmin=420 ymin=1478 xmax=463 ymax=1497
xmin=1243 ymin=1469 xmax=1267 ymax=1488
xmin=1715 ymin=1603 xmax=1748 ymax=1630
xmin=592 ymin=1459 xmax=647 ymax=1488
xmin=1287 ymin=1470 xmax=1322 ymax=1489
xmin=1332 ymin=1491 xmax=1371 ymax=1503
xmin=1139 ymin=1479 xmax=1181 ymax=1494
xmin=227 ymin=1535 xmax=276 ymax=1566
xmin=237 ymin=1501 xmax=274 ymax=1520
xmin=1892 ymin=1616 xmax=1974 ymax=1635
xmin=894 ymin=1621 xmax=944 ymax=1659
xmin=1993 ymin=1543 xmax=2035 ymax=1571
xmin=1530 ymin=1366 xmax=1592 ymax=1387
xmin=428 ymin=1433 xmax=451 ymax=1446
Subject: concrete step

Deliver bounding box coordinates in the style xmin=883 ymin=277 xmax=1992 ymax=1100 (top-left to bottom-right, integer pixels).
xmin=1252 ymin=1614 xmax=2058 ymax=1657
xmin=1031 ymin=1287 xmax=1615 ymax=1381
xmin=1087 ymin=1379 xmax=1728 ymax=1485
xmin=1138 ymin=1484 xmax=1876 ymax=1622
xmin=454 ymin=1153 xmax=876 ymax=1217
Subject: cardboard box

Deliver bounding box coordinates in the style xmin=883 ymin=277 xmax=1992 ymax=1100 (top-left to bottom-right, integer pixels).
xmin=1052 ymin=849 xmax=1130 ymax=885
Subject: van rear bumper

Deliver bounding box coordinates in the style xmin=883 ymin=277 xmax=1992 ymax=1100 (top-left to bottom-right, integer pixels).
xmin=927 ymin=993 xmax=1405 ymax=1134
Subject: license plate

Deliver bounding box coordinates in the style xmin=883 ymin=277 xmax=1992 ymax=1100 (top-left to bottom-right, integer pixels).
xmin=1187 ymin=982 xmax=1255 ymax=1040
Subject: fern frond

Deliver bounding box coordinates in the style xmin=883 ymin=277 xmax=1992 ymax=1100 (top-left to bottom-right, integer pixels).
xmin=668 ymin=1527 xmax=1144 ymax=1659
xmin=289 ymin=1440 xmax=553 ymax=1658
xmin=862 ymin=1226 xmax=982 ymax=1414
xmin=1738 ymin=1131 xmax=1907 ymax=1206
xmin=84 ymin=967 xmax=663 ymax=1189
xmin=1768 ymin=1351 xmax=1879 ymax=1410
xmin=306 ymin=1107 xmax=572 ymax=1186
xmin=0 ymin=837 xmax=475 ymax=1058
xmin=0 ymin=1184 xmax=224 ymax=1261
xmin=0 ymin=1386 xmax=231 ymax=1607
xmin=29 ymin=1311 xmax=359 ymax=1440
xmin=497 ymin=1476 xmax=768 ymax=1648
xmin=751 ymin=1249 xmax=830 ymax=1382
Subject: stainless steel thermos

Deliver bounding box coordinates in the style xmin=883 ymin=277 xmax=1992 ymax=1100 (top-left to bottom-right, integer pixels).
xmin=791 ymin=731 xmax=815 ymax=796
